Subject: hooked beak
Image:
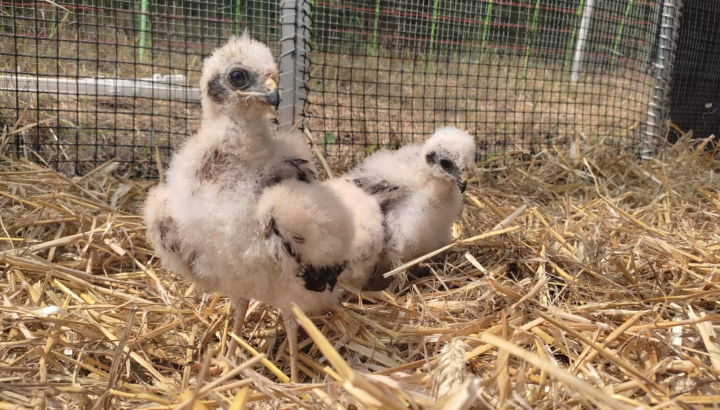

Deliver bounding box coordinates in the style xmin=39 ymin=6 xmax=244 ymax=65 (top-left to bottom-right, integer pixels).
xmin=235 ymin=78 xmax=280 ymax=108
xmin=457 ymin=171 xmax=468 ymax=193
xmin=263 ymin=78 xmax=280 ymax=108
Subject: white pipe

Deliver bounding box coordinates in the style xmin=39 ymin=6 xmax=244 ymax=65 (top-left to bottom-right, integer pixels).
xmin=0 ymin=74 xmax=200 ymax=101
xmin=570 ymin=0 xmax=595 ymax=83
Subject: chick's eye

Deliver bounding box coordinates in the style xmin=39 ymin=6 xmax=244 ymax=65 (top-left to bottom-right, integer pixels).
xmin=229 ymin=69 xmax=249 ymax=88
xmin=440 ymin=159 xmax=454 ymax=171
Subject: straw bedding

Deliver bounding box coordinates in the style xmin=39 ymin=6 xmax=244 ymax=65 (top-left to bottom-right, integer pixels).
xmin=1 ymin=132 xmax=720 ymax=409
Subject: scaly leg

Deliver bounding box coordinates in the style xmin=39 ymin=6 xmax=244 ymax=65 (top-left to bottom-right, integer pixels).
xmin=281 ymin=307 xmax=299 ymax=383
xmin=226 ymin=298 xmax=249 ymax=361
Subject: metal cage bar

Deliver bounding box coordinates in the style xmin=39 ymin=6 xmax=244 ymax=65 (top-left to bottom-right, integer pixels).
xmin=643 ymin=0 xmax=682 ymax=157
xmin=278 ymin=0 xmax=311 ymax=131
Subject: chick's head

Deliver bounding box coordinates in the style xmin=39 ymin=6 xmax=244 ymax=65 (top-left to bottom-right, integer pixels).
xmin=421 ymin=126 xmax=476 ymax=193
xmin=200 ymin=32 xmax=279 ymax=119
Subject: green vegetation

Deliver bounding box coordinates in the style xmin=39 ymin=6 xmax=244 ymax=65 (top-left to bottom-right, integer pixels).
xmin=611 ymin=0 xmax=635 ymax=70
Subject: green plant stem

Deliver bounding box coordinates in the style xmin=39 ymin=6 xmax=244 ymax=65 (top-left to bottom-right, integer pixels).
xmin=611 ymin=0 xmax=635 ymax=71
xmin=426 ymin=0 xmax=441 ymax=73
xmin=234 ymin=0 xmax=242 ymax=35
xmin=372 ymin=0 xmax=381 ymax=55
xmin=139 ymin=0 xmax=148 ymax=64
xmin=480 ymin=0 xmax=493 ymax=61
xmin=523 ymin=0 xmax=541 ymax=78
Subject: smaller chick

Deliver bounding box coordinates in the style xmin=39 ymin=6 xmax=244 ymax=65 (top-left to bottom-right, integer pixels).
xmin=323 ymin=178 xmax=385 ymax=291
xmin=346 ymin=126 xmax=476 ymax=283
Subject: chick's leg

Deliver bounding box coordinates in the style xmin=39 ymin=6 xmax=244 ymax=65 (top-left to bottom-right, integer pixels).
xmin=363 ymin=250 xmax=399 ymax=292
xmin=281 ymin=307 xmax=299 ymax=383
xmin=227 ymin=298 xmax=249 ymax=361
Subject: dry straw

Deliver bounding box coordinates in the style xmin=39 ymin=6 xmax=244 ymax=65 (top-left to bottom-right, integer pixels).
xmin=431 ymin=338 xmax=470 ymax=402
xmin=1 ymin=126 xmax=720 ymax=409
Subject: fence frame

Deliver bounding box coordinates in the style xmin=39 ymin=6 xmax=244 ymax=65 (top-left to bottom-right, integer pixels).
xmin=643 ymin=0 xmax=682 ymax=157
xmin=278 ymin=0 xmax=311 ymax=131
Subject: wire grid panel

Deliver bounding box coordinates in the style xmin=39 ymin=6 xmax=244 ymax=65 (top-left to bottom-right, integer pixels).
xmin=0 ymin=0 xmax=279 ymax=178
xmin=668 ymin=0 xmax=720 ymax=144
xmin=306 ymin=0 xmax=662 ymax=166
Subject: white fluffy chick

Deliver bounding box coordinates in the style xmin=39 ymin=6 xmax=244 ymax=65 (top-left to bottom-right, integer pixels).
xmin=143 ymin=34 xmax=350 ymax=382
xmin=346 ymin=126 xmax=476 ymax=279
xmin=323 ymin=178 xmax=384 ymax=291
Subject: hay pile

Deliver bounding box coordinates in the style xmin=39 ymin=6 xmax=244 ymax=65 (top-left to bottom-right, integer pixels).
xmin=1 ymin=134 xmax=720 ymax=409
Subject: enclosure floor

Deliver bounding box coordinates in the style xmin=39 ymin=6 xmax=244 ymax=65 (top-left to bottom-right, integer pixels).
xmin=1 ymin=137 xmax=719 ymax=409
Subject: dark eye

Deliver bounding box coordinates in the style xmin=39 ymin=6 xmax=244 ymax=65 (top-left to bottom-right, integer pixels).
xmin=228 ymin=69 xmax=249 ymax=88
xmin=440 ymin=159 xmax=454 ymax=171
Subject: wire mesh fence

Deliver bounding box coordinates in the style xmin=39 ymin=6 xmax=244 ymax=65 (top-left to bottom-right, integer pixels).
xmin=306 ymin=0 xmax=661 ymax=166
xmin=667 ymin=0 xmax=720 ymax=145
xmin=0 ymin=0 xmax=682 ymax=177
xmin=1 ymin=0 xmax=279 ymax=177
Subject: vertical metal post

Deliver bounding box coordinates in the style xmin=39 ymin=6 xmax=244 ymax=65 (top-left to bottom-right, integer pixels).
xmin=279 ymin=0 xmax=311 ymax=131
xmin=570 ymin=0 xmax=595 ymax=83
xmin=644 ymin=1 xmax=663 ymax=74
xmin=642 ymin=0 xmax=681 ymax=158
